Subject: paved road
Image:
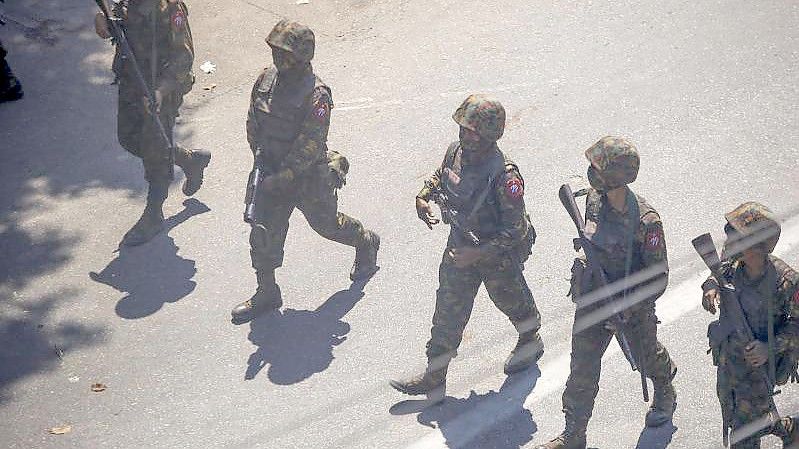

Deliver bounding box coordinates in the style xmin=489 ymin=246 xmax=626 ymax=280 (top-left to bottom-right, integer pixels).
xmin=1 ymin=0 xmax=798 ymax=448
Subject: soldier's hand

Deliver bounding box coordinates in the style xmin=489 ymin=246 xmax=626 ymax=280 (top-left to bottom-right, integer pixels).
xmin=94 ymin=13 xmax=112 ymax=39
xmin=450 ymin=246 xmax=483 ymax=269
xmin=744 ymin=340 xmax=769 ymax=367
xmin=416 ymin=198 xmax=439 ymax=230
xmin=702 ymin=288 xmax=721 ymax=314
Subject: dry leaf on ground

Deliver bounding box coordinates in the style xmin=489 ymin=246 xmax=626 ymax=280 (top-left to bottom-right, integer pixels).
xmin=49 ymin=425 xmax=72 ymax=435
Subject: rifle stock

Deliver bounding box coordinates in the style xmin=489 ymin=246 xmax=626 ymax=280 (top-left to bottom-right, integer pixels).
xmin=243 ymin=149 xmax=264 ymax=224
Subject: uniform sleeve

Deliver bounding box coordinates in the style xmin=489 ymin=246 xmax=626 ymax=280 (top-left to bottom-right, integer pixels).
xmin=246 ymin=70 xmax=268 ymax=152
xmin=273 ymin=86 xmax=332 ymax=183
xmin=417 ymin=142 xmax=458 ymax=200
xmin=159 ymin=1 xmax=194 ymax=95
xmin=635 ymin=212 xmax=669 ymax=301
xmin=774 ymin=264 xmax=799 ymax=354
xmin=481 ymin=168 xmax=529 ymax=253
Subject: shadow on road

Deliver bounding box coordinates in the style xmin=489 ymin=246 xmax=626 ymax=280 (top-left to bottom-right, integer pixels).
xmin=390 ymin=368 xmax=541 ymax=449
xmin=0 ymin=288 xmax=104 ymax=403
xmin=635 ymin=421 xmax=677 ymax=449
xmin=89 ymin=198 xmax=210 ymax=319
xmin=244 ymin=282 xmax=367 ymax=385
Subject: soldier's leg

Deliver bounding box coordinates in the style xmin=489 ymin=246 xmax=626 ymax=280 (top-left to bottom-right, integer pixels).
xmin=629 ymin=303 xmax=677 ymax=427
xmin=538 ymin=320 xmax=613 ymax=449
xmin=390 ymin=250 xmax=482 ymax=399
xmin=166 ymin=95 xmax=211 ymax=196
xmin=231 ymin=199 xmax=295 ymax=324
xmin=118 ymin=83 xmax=171 ymax=246
xmin=298 ymin=178 xmax=379 ymax=281
xmin=483 ymin=257 xmax=543 ymax=374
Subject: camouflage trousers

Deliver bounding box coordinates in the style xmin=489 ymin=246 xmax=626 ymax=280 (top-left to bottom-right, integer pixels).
xmin=425 ymin=245 xmax=541 ymax=363
xmin=249 ymin=165 xmax=371 ymax=275
xmin=117 ymin=79 xmax=191 ymax=185
xmin=716 ymin=344 xmax=795 ymax=448
xmin=562 ymin=302 xmax=675 ymax=431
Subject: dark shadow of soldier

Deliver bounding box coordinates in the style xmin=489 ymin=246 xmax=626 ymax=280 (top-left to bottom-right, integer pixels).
xmin=390 ymin=368 xmax=541 ymax=449
xmin=89 ymin=198 xmax=209 ymax=319
xmin=244 ymin=282 xmax=367 ymax=385
xmin=635 ymin=419 xmax=676 ymax=449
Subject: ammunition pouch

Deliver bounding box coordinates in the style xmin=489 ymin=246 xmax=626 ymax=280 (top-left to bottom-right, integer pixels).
xmin=707 ymin=319 xmax=734 ymax=366
xmin=326 ymin=150 xmax=349 ymax=189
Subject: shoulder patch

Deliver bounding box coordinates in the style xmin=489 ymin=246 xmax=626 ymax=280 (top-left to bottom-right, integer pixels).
xmin=171 ymin=7 xmax=187 ymax=29
xmin=312 ymin=93 xmax=331 ymax=123
xmin=644 ymin=222 xmax=665 ymax=252
xmin=504 ymin=177 xmax=524 ymax=199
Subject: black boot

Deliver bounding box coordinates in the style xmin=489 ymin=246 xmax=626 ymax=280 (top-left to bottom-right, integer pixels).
xmin=390 ymin=363 xmax=447 ymax=403
xmin=231 ymin=271 xmax=282 ymax=325
xmin=121 ymin=181 xmax=167 ymax=246
xmin=0 ymin=45 xmax=23 ymax=104
xmin=350 ymin=230 xmax=380 ymax=281
xmin=504 ymin=331 xmax=544 ymax=375
xmin=176 ymin=148 xmax=211 ymax=196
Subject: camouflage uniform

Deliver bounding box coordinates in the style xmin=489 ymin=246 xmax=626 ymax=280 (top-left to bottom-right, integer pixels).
xmin=703 ymin=203 xmax=799 ymax=448
xmin=0 ymin=39 xmax=23 ymax=103
xmin=231 ymin=20 xmax=379 ymax=325
xmin=103 ymin=0 xmax=210 ymax=245
xmin=391 ymin=95 xmax=542 ymax=399
xmin=539 ymin=137 xmax=675 ymax=449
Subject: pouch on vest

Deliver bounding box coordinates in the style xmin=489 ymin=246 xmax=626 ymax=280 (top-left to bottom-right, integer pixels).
xmin=327 ymin=150 xmax=349 ymax=188
xmin=707 ymin=319 xmax=734 ymax=366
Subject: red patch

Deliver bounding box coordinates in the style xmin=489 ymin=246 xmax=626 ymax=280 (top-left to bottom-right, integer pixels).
xmin=171 ymin=9 xmax=186 ymax=29
xmin=313 ymin=100 xmax=329 ymax=122
xmin=794 ymin=289 xmax=799 ymax=304
xmin=505 ymin=178 xmax=524 ymax=199
xmin=645 ymin=231 xmax=662 ymax=250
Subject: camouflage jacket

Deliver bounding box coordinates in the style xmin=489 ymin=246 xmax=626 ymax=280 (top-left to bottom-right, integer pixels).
xmin=246 ymin=65 xmax=332 ymax=185
xmin=112 ymin=0 xmax=194 ymax=95
xmin=582 ymin=188 xmax=669 ymax=302
xmin=703 ymin=256 xmax=799 ymax=355
xmin=417 ymin=142 xmax=531 ymax=254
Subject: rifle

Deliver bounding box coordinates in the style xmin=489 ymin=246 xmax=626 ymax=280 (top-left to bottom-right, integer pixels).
xmin=425 ymin=179 xmax=480 ymax=246
xmin=243 ymin=148 xmax=265 ymax=225
xmin=692 ymin=233 xmax=784 ymax=447
xmin=94 ymin=0 xmax=175 ymax=179
xmin=559 ymin=183 xmax=649 ymax=402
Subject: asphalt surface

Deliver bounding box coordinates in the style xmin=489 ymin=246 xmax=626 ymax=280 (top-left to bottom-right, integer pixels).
xmin=1 ymin=0 xmax=798 ymax=448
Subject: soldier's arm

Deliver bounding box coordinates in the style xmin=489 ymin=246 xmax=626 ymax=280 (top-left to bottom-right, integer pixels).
xmin=481 ymin=167 xmax=529 ymax=253
xmin=272 ymin=86 xmax=332 ymax=184
xmin=416 ymin=168 xmax=442 ymax=202
xmin=774 ymin=261 xmax=799 ymax=354
xmin=159 ymin=0 xmax=194 ymax=96
xmin=636 ymin=212 xmax=669 ymax=301
xmin=246 ymin=70 xmax=269 ymax=152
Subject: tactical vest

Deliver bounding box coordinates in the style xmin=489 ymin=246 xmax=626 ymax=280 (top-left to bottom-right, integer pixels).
xmin=584 ymin=189 xmax=656 ymax=281
xmin=726 ymin=259 xmax=783 ymax=343
xmin=440 ymin=142 xmax=510 ymax=240
xmin=248 ymin=67 xmax=330 ymax=171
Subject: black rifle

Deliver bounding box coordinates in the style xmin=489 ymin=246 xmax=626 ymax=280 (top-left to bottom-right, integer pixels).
xmin=243 ymin=148 xmax=265 ymax=225
xmin=692 ymin=233 xmax=784 ymax=447
xmin=425 ymin=179 xmax=480 ymax=246
xmin=559 ymin=183 xmax=649 ymax=402
xmin=94 ymin=0 xmax=175 ymax=178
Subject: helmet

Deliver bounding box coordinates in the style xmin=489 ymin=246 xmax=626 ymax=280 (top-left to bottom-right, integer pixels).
xmin=452 ymin=94 xmax=505 ymax=142
xmin=266 ymin=19 xmax=315 ymax=63
xmin=724 ymin=202 xmax=781 ymax=254
xmin=584 ymin=136 xmax=640 ymax=190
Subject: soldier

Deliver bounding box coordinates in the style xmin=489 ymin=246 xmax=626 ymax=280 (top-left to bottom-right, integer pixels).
xmin=0 ymin=39 xmax=23 ymax=103
xmin=702 ymin=202 xmax=799 ymax=448
xmin=94 ymin=0 xmax=211 ymax=246
xmin=537 ymin=137 xmax=676 ymax=449
xmin=389 ymin=94 xmax=542 ymax=401
xmin=230 ymin=20 xmax=380 ymax=325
